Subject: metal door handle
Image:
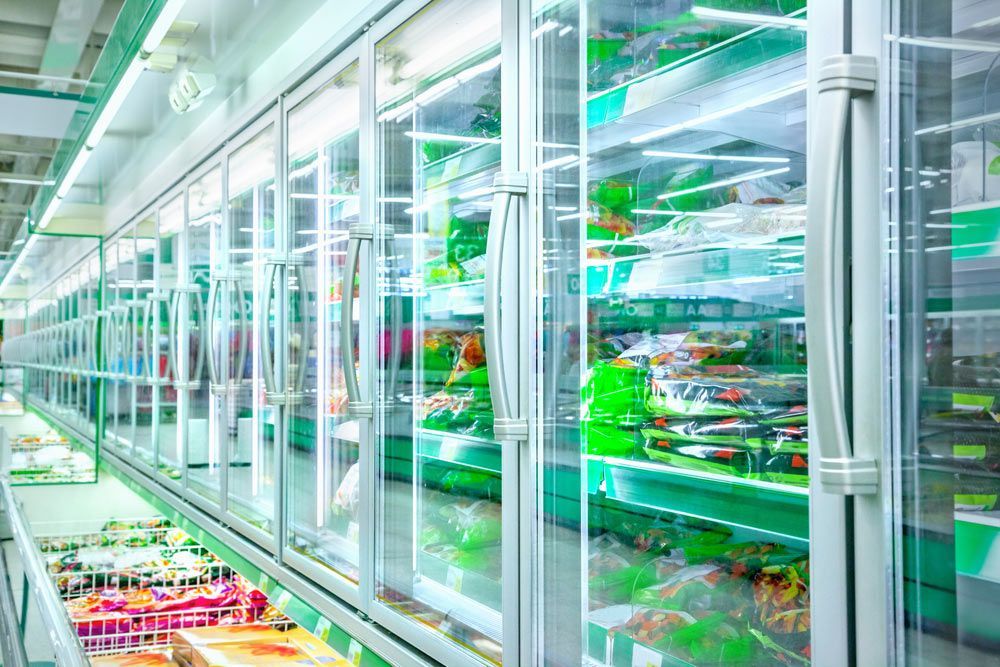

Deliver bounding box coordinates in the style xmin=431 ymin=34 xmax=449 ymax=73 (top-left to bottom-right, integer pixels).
xmin=341 ymin=224 xmax=371 ymax=417
xmin=167 ymin=290 xmax=180 ymax=384
xmin=206 ymin=278 xmax=223 ymax=393
xmin=231 ymin=277 xmax=249 ymax=386
xmin=261 ymin=261 xmax=280 ymax=400
xmin=293 ymin=262 xmax=310 ymax=394
xmin=484 ymin=172 xmax=528 ymax=441
xmin=806 ymin=55 xmax=879 ymax=495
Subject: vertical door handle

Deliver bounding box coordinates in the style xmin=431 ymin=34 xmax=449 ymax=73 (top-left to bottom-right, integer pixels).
xmin=342 ymin=224 xmax=371 ymax=417
xmin=167 ymin=290 xmax=181 ymax=385
xmin=142 ymin=299 xmax=154 ymax=382
xmin=484 ymin=172 xmax=528 ymax=441
xmin=231 ymin=277 xmax=249 ymax=386
xmin=806 ymin=55 xmax=879 ymax=495
xmin=206 ymin=278 xmax=224 ymax=393
xmin=293 ymin=262 xmax=310 ymax=394
xmin=261 ymin=260 xmax=281 ymax=403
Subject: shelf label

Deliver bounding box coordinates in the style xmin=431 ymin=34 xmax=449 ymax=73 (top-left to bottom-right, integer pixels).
xmin=258 ymin=573 xmax=271 ymax=594
xmin=348 ymin=639 xmax=363 ymax=666
xmin=445 ymin=565 xmax=464 ymax=593
xmin=314 ymin=617 xmax=332 ymax=642
xmin=274 ymin=589 xmax=293 ymax=612
xmin=347 ymin=521 xmax=360 ymax=543
xmin=632 ymin=644 xmax=663 ymax=667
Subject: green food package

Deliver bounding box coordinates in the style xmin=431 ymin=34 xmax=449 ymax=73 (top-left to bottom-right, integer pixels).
xmin=646 ymin=367 xmax=807 ymax=419
xmin=585 ymin=360 xmax=650 ymax=426
xmin=440 ymin=469 xmax=502 ymax=500
xmin=585 ymin=420 xmax=640 ymax=457
xmin=644 ymin=439 xmax=762 ymax=478
xmin=632 ymin=564 xmax=751 ymax=614
xmin=439 ymin=499 xmax=502 ymax=550
xmin=641 ymin=417 xmax=762 ymax=446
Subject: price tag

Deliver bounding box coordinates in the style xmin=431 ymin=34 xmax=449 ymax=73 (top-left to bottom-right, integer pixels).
xmin=313 ymin=617 xmax=332 ymax=642
xmin=274 ymin=589 xmax=293 ymax=612
xmin=347 ymin=639 xmax=363 ymax=666
xmin=632 ymin=644 xmax=663 ymax=667
xmin=445 ymin=565 xmax=463 ymax=593
xmin=257 ymin=573 xmax=270 ymax=594
xmin=347 ymin=521 xmax=360 ymax=543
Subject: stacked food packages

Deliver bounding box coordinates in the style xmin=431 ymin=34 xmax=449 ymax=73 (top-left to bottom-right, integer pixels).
xmin=586 ymin=330 xmax=809 ymax=487
xmin=89 ymin=625 xmax=350 ymax=666
xmin=420 ymin=328 xmax=494 ymax=439
xmin=420 ymin=479 xmax=502 ymax=582
xmin=587 ymin=0 xmax=807 ymax=93
xmin=588 ymin=509 xmax=810 ymax=665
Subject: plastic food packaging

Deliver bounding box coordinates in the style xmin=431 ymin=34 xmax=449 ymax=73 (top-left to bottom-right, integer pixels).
xmin=646 ymin=366 xmax=807 ymax=419
xmin=612 ymin=331 xmax=753 ymax=368
xmin=643 ymin=437 xmax=762 ymax=478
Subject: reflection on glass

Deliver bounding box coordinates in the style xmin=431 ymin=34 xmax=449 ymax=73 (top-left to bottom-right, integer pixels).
xmin=286 ymin=62 xmax=362 ymax=582
xmin=536 ymin=1 xmax=811 ymax=665
xmin=134 ymin=215 xmax=157 ymax=467
xmin=375 ymin=0 xmax=503 ymax=662
xmin=227 ymin=127 xmax=277 ymax=534
xmin=186 ymin=167 xmax=224 ymax=503
xmin=892 ymin=1 xmax=1000 ymax=663
xmin=157 ymin=198 xmax=183 ymax=481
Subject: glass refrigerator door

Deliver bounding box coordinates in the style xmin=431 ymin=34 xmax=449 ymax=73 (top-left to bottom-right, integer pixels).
xmin=85 ymin=256 xmax=100 ymax=442
xmin=186 ymin=166 xmax=225 ymax=504
xmin=226 ymin=126 xmax=278 ymax=536
xmin=533 ymin=1 xmax=811 ymax=665
xmin=157 ymin=195 xmax=184 ymax=483
xmin=889 ymin=1 xmax=1000 ymax=662
xmin=374 ymin=0 xmax=506 ymax=662
xmin=285 ymin=62 xmax=363 ymax=585
xmin=134 ymin=216 xmax=158 ymax=468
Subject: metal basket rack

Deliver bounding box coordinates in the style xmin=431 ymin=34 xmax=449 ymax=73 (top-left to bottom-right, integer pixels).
xmin=32 ymin=518 xmax=292 ymax=656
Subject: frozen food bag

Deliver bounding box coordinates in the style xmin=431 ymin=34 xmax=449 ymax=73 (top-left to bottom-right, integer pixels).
xmin=585 ymin=420 xmax=640 ymax=457
xmin=641 ymin=416 xmax=762 ymax=446
xmin=643 ymin=437 xmax=762 ymax=478
xmin=646 ymin=366 xmax=807 ymax=419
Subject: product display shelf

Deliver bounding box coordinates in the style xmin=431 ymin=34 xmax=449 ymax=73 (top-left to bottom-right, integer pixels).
xmin=2 ymin=408 xmax=97 ymax=486
xmin=593 ymin=455 xmax=808 ymax=548
xmin=586 ymin=11 xmax=806 ymax=132
xmin=416 ymin=428 xmax=501 ymax=473
xmin=415 ymin=549 xmax=500 ymax=611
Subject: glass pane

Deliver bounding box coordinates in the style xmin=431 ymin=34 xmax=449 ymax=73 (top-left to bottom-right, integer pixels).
xmin=890 ymin=1 xmax=1000 ymax=663
xmin=187 ymin=166 xmax=224 ymax=504
xmin=134 ymin=214 xmax=157 ymax=468
xmin=375 ymin=0 xmax=504 ymax=662
xmin=286 ymin=62 xmax=362 ymax=582
xmin=227 ymin=126 xmax=277 ymax=534
xmin=535 ymin=1 xmax=811 ymax=665
xmin=158 ymin=197 xmax=184 ymax=482
xmin=85 ymin=256 xmax=100 ymax=442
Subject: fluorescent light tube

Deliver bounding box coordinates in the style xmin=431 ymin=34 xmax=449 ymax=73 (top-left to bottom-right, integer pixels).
xmin=37 ymin=196 xmax=63 ymax=229
xmin=642 ymin=150 xmax=789 ymax=163
xmin=657 ymin=167 xmax=791 ymax=199
xmin=631 ymin=209 xmax=739 ymax=218
xmin=56 ymin=148 xmax=92 ymax=198
xmin=142 ymin=0 xmax=187 ymax=54
xmin=629 ymin=81 xmax=806 ymax=144
xmin=85 ymin=57 xmax=146 ymax=148
xmin=405 ymin=131 xmax=500 ymax=145
xmin=539 ymin=154 xmax=580 ymax=170
xmin=897 ymin=35 xmax=1000 ymax=52
xmin=916 ymin=110 xmax=1000 ymax=136
xmin=691 ymin=6 xmax=806 ymax=29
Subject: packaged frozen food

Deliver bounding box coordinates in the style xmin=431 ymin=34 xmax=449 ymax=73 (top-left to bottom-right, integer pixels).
xmin=631 ymin=563 xmax=750 ymax=614
xmin=91 ymin=652 xmax=178 ymax=666
xmin=752 ymin=559 xmax=810 ymax=657
xmin=585 ymin=420 xmax=640 ymax=457
xmin=646 ymin=366 xmax=807 ymax=419
xmin=612 ymin=331 xmax=753 ymax=368
xmin=446 ymin=330 xmax=487 ymax=386
xmin=641 ymin=416 xmax=761 ymax=446
xmin=643 ymin=437 xmax=761 ymax=478
xmin=192 ymin=639 xmax=314 ymax=667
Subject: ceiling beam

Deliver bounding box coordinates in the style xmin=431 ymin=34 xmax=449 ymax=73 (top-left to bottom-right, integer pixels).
xmin=0 ymin=173 xmax=52 ymax=185
xmin=38 ymin=0 xmax=105 ymax=85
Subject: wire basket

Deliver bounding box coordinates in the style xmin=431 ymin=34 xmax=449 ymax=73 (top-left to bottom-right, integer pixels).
xmin=33 ymin=517 xmax=292 ymax=656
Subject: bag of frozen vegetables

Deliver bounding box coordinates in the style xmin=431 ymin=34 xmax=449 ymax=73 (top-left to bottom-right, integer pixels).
xmin=646 ymin=366 xmax=807 ymax=420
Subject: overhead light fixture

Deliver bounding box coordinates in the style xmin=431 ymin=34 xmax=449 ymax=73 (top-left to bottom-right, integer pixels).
xmin=37 ymin=196 xmax=63 ymax=229
xmin=642 ymin=150 xmax=790 ymax=163
xmin=404 ymin=131 xmax=501 ymax=145
xmin=916 ymin=109 xmax=1000 ymax=136
xmin=691 ymin=6 xmax=806 ymax=30
xmin=0 ymin=234 xmax=38 ymax=292
xmin=142 ymin=0 xmax=187 ymax=55
xmin=85 ymin=57 xmax=146 ymax=148
xmin=56 ymin=148 xmax=92 ymax=198
xmin=896 ymin=35 xmax=1000 ymax=53
xmin=657 ymin=166 xmax=791 ymax=199
xmin=629 ymin=81 xmax=806 ymax=144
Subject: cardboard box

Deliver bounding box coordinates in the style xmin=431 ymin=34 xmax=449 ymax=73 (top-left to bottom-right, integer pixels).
xmin=192 ymin=639 xmax=315 ymax=667
xmin=283 ymin=629 xmax=352 ymax=666
xmin=172 ymin=626 xmax=285 ymax=665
